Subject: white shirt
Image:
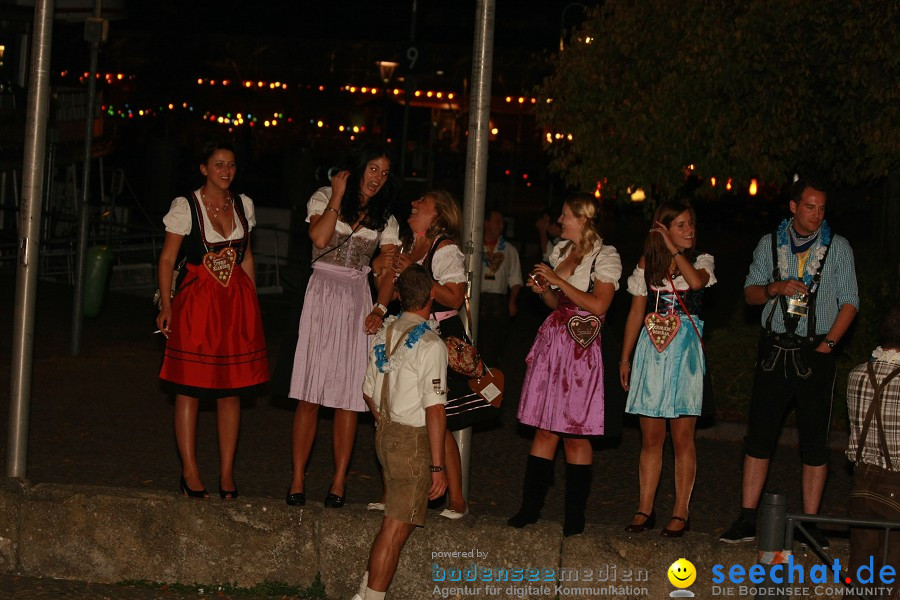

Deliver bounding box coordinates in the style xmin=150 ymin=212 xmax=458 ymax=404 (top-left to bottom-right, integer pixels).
xmin=363 ymin=312 xmax=448 ymax=428
xmin=626 ymin=253 xmax=717 ymax=295
xmin=548 ymin=240 xmax=622 ymax=292
xmin=306 ymin=186 xmax=400 ymax=247
xmin=418 ymin=242 xmax=467 ymax=285
xmin=481 ymin=237 xmax=523 ymax=294
xmin=163 ymin=190 xmax=256 ymax=241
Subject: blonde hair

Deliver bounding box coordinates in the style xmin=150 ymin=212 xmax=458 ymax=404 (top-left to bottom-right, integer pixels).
xmin=564 ymin=193 xmax=602 ymax=257
xmin=425 ymin=189 xmax=462 ymax=243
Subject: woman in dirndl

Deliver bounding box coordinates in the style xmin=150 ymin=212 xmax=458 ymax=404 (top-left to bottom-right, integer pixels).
xmin=157 ymin=141 xmax=269 ymax=500
xmin=389 ymin=189 xmax=470 ymax=519
xmin=286 ymin=144 xmax=400 ymax=508
xmin=508 ymin=193 xmax=621 ymax=536
xmin=619 ymin=200 xmax=715 ymax=538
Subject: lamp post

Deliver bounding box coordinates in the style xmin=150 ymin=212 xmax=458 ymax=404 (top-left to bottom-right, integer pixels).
xmin=376 ymin=60 xmax=398 ymax=142
xmin=559 ymin=2 xmax=587 ymax=51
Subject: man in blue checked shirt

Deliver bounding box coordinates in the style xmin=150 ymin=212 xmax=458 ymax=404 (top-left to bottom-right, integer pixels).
xmin=720 ymin=177 xmax=859 ymax=549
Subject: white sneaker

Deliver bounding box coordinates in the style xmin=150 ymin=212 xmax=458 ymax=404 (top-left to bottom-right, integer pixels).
xmin=350 ymin=594 xmax=364 ymax=600
xmin=367 ymin=502 xmax=385 ymax=511
xmin=438 ymin=507 xmax=468 ymax=520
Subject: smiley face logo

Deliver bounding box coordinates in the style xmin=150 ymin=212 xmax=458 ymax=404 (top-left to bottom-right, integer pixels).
xmin=668 ymin=558 xmax=696 ymax=588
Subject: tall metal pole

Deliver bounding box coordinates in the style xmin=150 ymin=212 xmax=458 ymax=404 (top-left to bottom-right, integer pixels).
xmin=70 ymin=0 xmax=103 ymax=356
xmin=7 ymin=0 xmax=55 ymax=480
xmin=399 ymin=0 xmax=417 ymax=179
xmin=455 ymin=0 xmax=495 ymax=499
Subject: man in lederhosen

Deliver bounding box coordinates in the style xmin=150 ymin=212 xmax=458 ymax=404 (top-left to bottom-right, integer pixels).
xmin=720 ymin=177 xmax=859 ymax=549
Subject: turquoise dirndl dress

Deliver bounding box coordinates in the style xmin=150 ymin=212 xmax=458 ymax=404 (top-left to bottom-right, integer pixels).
xmin=625 ymin=314 xmax=705 ymax=418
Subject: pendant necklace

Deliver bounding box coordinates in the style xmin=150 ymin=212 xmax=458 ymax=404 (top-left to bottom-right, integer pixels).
xmin=202 ymin=188 xmax=232 ymax=217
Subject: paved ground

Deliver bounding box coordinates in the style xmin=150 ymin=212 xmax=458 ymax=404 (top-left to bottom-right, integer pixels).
xmin=0 ymin=206 xmax=860 ymax=597
xmin=0 ymin=573 xmax=315 ymax=599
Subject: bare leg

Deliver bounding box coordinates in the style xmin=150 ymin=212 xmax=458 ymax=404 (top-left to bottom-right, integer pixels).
xmin=217 ymin=396 xmax=241 ymax=494
xmin=631 ymin=417 xmax=665 ymax=526
xmin=530 ymin=429 xmax=562 ymax=460
xmin=366 ymin=516 xmax=417 ymax=592
xmin=668 ymin=416 xmax=697 ymax=528
xmin=289 ymin=400 xmax=319 ymax=495
xmin=741 ymin=455 xmax=771 ymax=509
xmin=331 ymin=408 xmax=358 ymax=496
xmin=444 ymin=431 xmax=466 ymax=513
xmin=801 ymin=464 xmax=827 ymax=514
xmin=561 ymin=437 xmax=593 ymax=465
xmin=174 ymin=394 xmax=204 ymax=491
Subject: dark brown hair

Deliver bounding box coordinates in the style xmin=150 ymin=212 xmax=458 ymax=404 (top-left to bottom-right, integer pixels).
xmin=397 ymin=263 xmax=433 ymax=311
xmin=643 ymin=200 xmax=697 ymax=286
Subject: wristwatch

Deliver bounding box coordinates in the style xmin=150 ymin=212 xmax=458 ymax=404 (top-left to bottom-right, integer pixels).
xmin=429 ymin=465 xmax=445 ymax=472
xmin=824 ymin=338 xmax=836 ymax=349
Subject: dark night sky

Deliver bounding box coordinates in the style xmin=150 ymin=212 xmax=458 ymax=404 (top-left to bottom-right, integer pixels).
xmin=41 ymin=1 xmax=598 ymax=100
xmin=118 ymin=1 xmax=597 ymax=51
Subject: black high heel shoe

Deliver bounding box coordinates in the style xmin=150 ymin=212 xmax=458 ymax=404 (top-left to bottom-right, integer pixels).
xmin=624 ymin=510 xmax=656 ymax=533
xmin=179 ymin=476 xmax=209 ymax=500
xmin=660 ymin=516 xmax=691 ymax=538
xmin=286 ymin=490 xmax=306 ymax=506
xmin=324 ymin=492 xmax=345 ymax=508
xmin=219 ymin=479 xmax=239 ymax=500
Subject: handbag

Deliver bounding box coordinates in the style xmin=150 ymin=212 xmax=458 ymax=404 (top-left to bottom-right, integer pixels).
xmin=444 ymin=297 xmax=504 ymax=430
xmin=153 ymin=255 xmax=187 ymax=309
xmin=445 ymin=336 xmax=485 ymax=378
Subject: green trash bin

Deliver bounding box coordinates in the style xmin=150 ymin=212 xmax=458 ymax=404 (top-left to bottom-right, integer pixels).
xmin=83 ymin=244 xmax=114 ymax=317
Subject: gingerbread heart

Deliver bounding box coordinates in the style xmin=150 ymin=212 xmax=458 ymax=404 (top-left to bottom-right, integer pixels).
xmin=567 ymin=315 xmax=602 ymax=348
xmin=487 ymin=251 xmax=505 ymax=273
xmin=468 ymin=368 xmax=505 ymax=407
xmin=202 ymin=247 xmax=237 ymax=287
xmin=644 ymin=312 xmax=680 ymax=352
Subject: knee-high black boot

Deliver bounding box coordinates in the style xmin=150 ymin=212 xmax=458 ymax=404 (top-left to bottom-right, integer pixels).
xmin=563 ymin=463 xmax=592 ymax=536
xmin=507 ymin=455 xmax=554 ymax=528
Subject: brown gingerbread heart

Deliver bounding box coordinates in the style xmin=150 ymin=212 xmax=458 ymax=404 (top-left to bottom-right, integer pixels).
xmin=567 ymin=315 xmax=602 ymax=348
xmin=644 ymin=312 xmax=681 ymax=352
xmin=486 ymin=251 xmax=505 ymax=274
xmin=202 ymin=247 xmax=237 ymax=287
xmin=468 ymin=368 xmax=505 ymax=407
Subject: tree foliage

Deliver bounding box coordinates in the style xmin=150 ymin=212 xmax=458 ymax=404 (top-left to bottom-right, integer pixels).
xmin=537 ymin=0 xmax=900 ymax=195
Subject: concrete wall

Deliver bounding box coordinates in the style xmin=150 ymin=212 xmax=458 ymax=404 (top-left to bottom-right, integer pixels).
xmin=1 ymin=482 xmax=857 ymax=599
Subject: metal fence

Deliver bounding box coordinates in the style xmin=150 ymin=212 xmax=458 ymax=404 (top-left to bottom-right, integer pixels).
xmin=755 ymin=492 xmax=899 ymax=599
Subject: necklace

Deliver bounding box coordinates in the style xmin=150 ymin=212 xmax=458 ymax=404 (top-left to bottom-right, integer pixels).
xmin=373 ymin=315 xmax=438 ymax=373
xmin=775 ymin=218 xmax=831 ymax=286
xmin=201 ymin=190 xmax=232 ymax=217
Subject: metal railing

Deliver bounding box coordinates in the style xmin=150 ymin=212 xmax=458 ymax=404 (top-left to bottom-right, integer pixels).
xmin=755 ymin=492 xmax=899 ymax=599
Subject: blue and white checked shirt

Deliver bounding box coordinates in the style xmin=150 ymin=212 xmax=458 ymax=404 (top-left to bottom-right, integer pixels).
xmin=744 ymin=233 xmax=859 ymax=335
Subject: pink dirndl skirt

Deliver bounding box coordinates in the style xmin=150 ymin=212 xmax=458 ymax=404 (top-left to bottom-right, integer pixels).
xmin=517 ymin=297 xmax=606 ymax=436
xmin=289 ymin=261 xmax=372 ymax=411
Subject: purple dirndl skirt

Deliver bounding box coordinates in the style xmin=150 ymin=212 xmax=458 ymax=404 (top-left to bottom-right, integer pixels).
xmin=289 ymin=261 xmax=372 ymax=411
xmin=517 ymin=296 xmax=606 ymax=436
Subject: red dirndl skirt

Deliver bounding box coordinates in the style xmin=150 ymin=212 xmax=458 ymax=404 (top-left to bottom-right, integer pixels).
xmin=160 ymin=262 xmax=268 ymax=399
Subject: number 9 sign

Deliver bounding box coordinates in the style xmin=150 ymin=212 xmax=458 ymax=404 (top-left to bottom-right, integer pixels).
xmin=406 ymin=46 xmax=418 ymax=72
